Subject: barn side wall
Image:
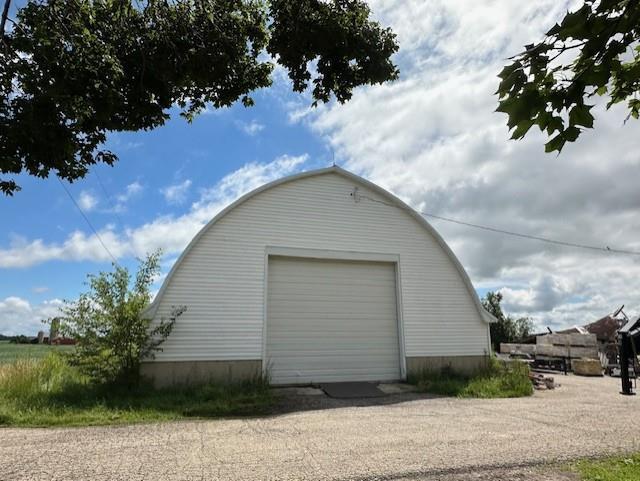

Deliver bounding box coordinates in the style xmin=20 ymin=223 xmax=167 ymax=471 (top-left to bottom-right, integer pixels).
xmin=150 ymin=171 xmax=490 ymax=367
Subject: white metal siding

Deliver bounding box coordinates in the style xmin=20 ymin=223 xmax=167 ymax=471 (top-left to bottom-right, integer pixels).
xmin=152 ymin=171 xmax=488 ymax=361
xmin=266 ymin=257 xmax=401 ymax=385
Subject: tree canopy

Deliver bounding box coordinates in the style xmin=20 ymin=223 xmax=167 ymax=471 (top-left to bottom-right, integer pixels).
xmin=497 ymin=0 xmax=640 ymax=153
xmin=0 ymin=0 xmax=399 ymax=195
xmin=482 ymin=291 xmax=533 ymax=352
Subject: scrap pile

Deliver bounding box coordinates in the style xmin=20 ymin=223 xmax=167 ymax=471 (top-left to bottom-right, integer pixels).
xmin=529 ymin=372 xmax=555 ymax=390
xmin=500 ymin=333 xmax=601 ymax=376
xmin=498 ymin=307 xmax=639 ymax=395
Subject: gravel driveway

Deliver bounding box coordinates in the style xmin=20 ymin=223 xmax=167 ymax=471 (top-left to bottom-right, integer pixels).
xmin=1 ymin=375 xmax=639 ymax=481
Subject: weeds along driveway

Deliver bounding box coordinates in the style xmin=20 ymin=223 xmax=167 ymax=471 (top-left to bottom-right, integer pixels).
xmin=1 ymin=375 xmax=639 ymax=481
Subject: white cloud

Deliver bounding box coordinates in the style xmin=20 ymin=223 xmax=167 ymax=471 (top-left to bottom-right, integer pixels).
xmin=236 ymin=120 xmax=265 ymax=136
xmin=161 ymin=180 xmax=192 ymax=205
xmin=289 ymin=0 xmax=640 ymax=329
xmin=78 ymin=190 xmax=98 ymax=212
xmin=32 ymin=286 xmax=50 ymax=294
xmin=0 ymin=230 xmax=128 ymax=268
xmin=0 ymin=154 xmax=309 ymax=269
xmin=117 ymin=181 xmax=143 ymax=204
xmin=102 ymin=181 xmax=145 ymax=214
xmin=0 ymin=297 xmax=64 ymax=336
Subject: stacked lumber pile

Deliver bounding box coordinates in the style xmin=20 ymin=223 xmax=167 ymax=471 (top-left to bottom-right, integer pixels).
xmin=529 ymin=372 xmax=555 ymax=390
xmin=501 ymin=333 xmax=599 ymax=360
xmin=500 ymin=343 xmax=537 ymax=356
xmin=535 ymin=333 xmax=598 ymax=359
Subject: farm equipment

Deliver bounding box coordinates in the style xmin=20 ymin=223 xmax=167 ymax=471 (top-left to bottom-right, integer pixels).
xmin=618 ymin=315 xmax=640 ymax=395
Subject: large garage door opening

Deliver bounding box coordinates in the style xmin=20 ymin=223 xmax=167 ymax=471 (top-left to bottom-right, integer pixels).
xmin=266 ymin=256 xmax=402 ymax=385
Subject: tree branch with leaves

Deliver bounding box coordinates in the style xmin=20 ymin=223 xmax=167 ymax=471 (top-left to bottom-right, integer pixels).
xmin=0 ymin=0 xmax=399 ymax=195
xmin=497 ymin=0 xmax=640 ymax=153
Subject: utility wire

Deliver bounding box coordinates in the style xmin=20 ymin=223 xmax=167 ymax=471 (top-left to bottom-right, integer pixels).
xmin=93 ymin=168 xmax=127 ymax=228
xmin=358 ymin=194 xmax=640 ymax=257
xmin=56 ymin=176 xmax=119 ymax=265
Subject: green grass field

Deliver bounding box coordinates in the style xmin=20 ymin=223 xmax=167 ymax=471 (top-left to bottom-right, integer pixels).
xmin=572 ymin=453 xmax=640 ymax=481
xmin=0 ymin=340 xmax=75 ymax=363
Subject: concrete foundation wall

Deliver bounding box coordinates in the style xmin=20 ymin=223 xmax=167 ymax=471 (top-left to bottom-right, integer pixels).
xmin=142 ymin=356 xmax=490 ymax=388
xmin=140 ymin=360 xmax=262 ymax=389
xmin=406 ymin=355 xmax=489 ymax=377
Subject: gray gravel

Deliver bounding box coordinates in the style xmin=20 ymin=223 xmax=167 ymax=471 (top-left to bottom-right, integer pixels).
xmin=1 ymin=375 xmax=639 ymax=481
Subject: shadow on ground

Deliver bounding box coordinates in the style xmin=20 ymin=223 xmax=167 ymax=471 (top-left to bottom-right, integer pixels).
xmin=269 ymin=388 xmax=443 ymax=416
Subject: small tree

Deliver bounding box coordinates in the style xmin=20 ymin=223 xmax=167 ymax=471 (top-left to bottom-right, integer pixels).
xmin=482 ymin=291 xmax=533 ymax=352
xmin=59 ymin=251 xmax=184 ymax=386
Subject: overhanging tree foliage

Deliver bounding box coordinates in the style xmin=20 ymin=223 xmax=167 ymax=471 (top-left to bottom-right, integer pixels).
xmin=59 ymin=251 xmax=185 ymax=386
xmin=497 ymin=0 xmax=640 ymax=153
xmin=0 ymin=0 xmax=399 ymax=195
xmin=482 ymin=291 xmax=533 ymax=352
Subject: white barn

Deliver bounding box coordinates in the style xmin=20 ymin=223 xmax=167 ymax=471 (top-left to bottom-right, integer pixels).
xmin=142 ymin=166 xmax=494 ymax=386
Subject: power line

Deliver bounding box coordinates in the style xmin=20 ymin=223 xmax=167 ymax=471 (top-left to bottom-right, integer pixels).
xmin=358 ymin=194 xmax=640 ymax=257
xmin=93 ymin=168 xmax=127 ymax=228
xmin=56 ymin=176 xmax=119 ymax=265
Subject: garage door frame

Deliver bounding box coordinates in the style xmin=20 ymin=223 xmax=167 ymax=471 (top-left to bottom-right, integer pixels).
xmin=261 ymin=246 xmax=407 ymax=383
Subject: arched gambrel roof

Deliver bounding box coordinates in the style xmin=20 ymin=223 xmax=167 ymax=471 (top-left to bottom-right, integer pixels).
xmin=144 ymin=166 xmax=496 ymax=324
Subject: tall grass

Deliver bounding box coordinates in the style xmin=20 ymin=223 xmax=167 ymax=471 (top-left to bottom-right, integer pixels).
xmin=0 ymin=354 xmax=86 ymax=404
xmin=0 ymin=354 xmax=274 ymax=427
xmin=408 ymin=357 xmax=533 ymax=398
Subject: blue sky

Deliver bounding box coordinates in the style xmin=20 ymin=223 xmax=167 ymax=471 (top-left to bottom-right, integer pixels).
xmin=0 ymin=87 xmax=324 ymax=290
xmin=1 ymin=82 xmax=331 ymax=333
xmin=2 ymin=0 xmax=640 ymax=335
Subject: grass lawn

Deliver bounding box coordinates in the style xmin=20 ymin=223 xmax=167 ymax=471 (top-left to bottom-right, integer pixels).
xmin=572 ymin=453 xmax=640 ymax=481
xmin=0 ymin=354 xmax=274 ymax=427
xmin=407 ymin=357 xmax=533 ymax=398
xmin=0 ymin=340 xmax=75 ymax=363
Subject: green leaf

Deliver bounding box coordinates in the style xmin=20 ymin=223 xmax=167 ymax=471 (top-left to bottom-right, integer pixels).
xmin=546 ymin=23 xmax=561 ymax=36
xmin=536 ymin=111 xmax=552 ymax=131
xmin=496 ymin=68 xmax=526 ymax=96
xmin=627 ymin=99 xmax=640 ymax=120
xmin=545 ymin=133 xmax=566 ymax=153
xmin=546 ymin=116 xmax=564 ymax=135
xmin=497 ymin=61 xmax=522 ymax=80
xmin=511 ymin=119 xmax=535 ymax=140
xmin=580 ymin=67 xmax=610 ymax=87
xmin=563 ymin=126 xmax=581 ymax=141
xmin=556 ymin=5 xmax=590 ymax=40
xmin=569 ymin=104 xmax=594 ymax=128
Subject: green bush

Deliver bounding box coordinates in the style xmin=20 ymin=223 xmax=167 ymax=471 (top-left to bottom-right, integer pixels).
xmin=0 ymin=354 xmax=274 ymax=427
xmin=408 ymin=357 xmax=533 ymax=398
xmin=58 ymin=251 xmax=183 ymax=386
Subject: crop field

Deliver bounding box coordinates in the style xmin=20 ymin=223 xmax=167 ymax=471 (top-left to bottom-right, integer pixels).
xmin=0 ymin=341 xmax=74 ymax=363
